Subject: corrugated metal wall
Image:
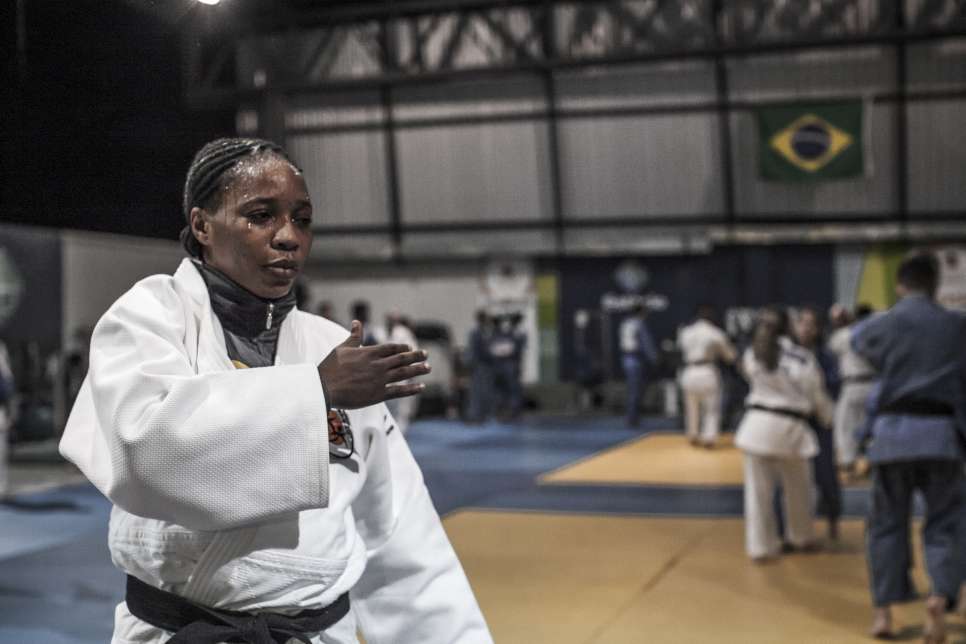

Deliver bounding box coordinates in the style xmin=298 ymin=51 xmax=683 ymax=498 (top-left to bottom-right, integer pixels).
xmin=268 ymin=36 xmax=966 ymax=260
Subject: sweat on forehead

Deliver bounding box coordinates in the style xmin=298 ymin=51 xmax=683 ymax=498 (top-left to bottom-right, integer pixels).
xmin=179 ymin=137 xmax=301 ymax=258
xmin=181 ymin=138 xmax=299 ymax=216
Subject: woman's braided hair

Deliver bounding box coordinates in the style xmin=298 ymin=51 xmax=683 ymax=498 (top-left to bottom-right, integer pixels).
xmin=180 ymin=137 xmax=296 ymax=258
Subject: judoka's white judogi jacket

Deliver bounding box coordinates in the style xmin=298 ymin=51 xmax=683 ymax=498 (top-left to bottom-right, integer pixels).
xmin=735 ymin=337 xmax=834 ymax=459
xmin=60 ymin=259 xmax=492 ymax=644
xmin=676 ymin=319 xmax=736 ymax=389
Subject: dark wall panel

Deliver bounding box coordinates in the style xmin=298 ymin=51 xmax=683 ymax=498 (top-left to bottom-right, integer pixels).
xmin=556 ymin=245 xmax=836 ymax=381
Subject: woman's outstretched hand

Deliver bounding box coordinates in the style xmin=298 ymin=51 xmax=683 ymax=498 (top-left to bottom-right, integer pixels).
xmin=317 ymin=320 xmax=430 ymax=409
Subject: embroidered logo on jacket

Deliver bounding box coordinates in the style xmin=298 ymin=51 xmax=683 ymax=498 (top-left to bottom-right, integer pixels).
xmin=327 ymin=409 xmax=355 ymax=459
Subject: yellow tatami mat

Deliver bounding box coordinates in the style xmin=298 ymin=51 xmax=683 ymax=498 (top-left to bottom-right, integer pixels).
xmin=540 ymin=433 xmax=745 ymax=486
xmin=443 ymin=511 xmax=963 ymax=644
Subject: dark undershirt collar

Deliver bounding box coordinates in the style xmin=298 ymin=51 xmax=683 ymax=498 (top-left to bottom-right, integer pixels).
xmin=192 ymin=260 xmax=296 ymax=367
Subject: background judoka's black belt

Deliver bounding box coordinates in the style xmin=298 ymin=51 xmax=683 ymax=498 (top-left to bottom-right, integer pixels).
xmin=879 ymin=397 xmax=954 ymax=417
xmin=746 ymin=403 xmax=812 ymax=423
xmin=125 ymin=574 xmax=350 ymax=643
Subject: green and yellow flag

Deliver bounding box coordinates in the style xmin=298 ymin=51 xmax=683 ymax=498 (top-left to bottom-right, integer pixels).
xmin=757 ymin=101 xmax=864 ymax=181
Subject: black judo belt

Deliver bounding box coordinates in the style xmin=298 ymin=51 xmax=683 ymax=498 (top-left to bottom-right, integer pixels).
xmin=879 ymin=397 xmax=954 ymax=417
xmin=746 ymin=403 xmax=812 ymax=423
xmin=842 ymin=373 xmax=876 ymax=385
xmin=686 ymin=360 xmax=714 ymax=366
xmin=125 ymin=574 xmax=350 ymax=644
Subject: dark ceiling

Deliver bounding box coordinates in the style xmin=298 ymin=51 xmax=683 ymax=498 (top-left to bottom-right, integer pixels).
xmin=4 ymin=0 xmax=235 ymax=240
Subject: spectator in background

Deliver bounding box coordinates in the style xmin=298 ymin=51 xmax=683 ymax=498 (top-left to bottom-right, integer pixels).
xmin=351 ymin=299 xmax=384 ymax=346
xmin=677 ymin=304 xmax=737 ymax=448
xmin=385 ymin=312 xmax=420 ymax=435
xmin=574 ymin=310 xmax=604 ymax=412
xmin=62 ymin=326 xmax=92 ymax=407
xmin=620 ymin=303 xmax=658 ymax=427
xmin=466 ymin=310 xmax=493 ymax=423
xmin=851 ymin=252 xmax=966 ymax=642
xmin=489 ymin=314 xmax=524 ymax=420
xmin=828 ymin=303 xmax=851 ymax=333
xmin=510 ymin=312 xmax=527 ymax=417
xmin=793 ymin=306 xmax=843 ymax=540
xmin=0 ymin=339 xmax=14 ymax=501
xmin=316 ymin=300 xmax=338 ymax=326
xmin=736 ymin=306 xmax=833 ymax=562
xmin=827 ymin=304 xmax=876 ymax=478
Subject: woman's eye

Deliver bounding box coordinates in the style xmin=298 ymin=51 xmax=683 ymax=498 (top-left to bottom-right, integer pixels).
xmin=247 ymin=212 xmax=274 ymax=225
xmin=293 ymin=216 xmax=313 ymax=228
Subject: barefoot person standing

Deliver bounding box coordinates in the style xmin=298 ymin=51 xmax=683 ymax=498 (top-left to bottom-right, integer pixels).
xmin=852 ymin=252 xmax=966 ymax=642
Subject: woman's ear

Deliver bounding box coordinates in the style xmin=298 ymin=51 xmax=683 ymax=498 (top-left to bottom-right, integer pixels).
xmin=190 ymin=207 xmax=211 ymax=249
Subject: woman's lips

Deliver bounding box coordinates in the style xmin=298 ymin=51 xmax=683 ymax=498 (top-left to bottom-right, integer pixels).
xmin=265 ymin=261 xmax=298 ymax=278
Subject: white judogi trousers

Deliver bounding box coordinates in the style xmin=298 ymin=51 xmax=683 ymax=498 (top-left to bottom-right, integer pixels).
xmin=680 ymin=365 xmax=722 ymax=443
xmin=833 ymin=381 xmax=873 ymax=467
xmin=743 ymin=453 xmax=815 ymax=558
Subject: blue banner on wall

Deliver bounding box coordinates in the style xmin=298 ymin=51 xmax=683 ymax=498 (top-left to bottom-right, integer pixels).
xmin=555 ymin=244 xmax=836 ymax=382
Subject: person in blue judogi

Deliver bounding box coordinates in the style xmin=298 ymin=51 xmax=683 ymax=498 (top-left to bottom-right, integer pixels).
xmin=851 ymin=252 xmax=966 ymax=642
xmin=620 ymin=303 xmax=659 ymax=427
xmin=466 ymin=310 xmax=494 ymax=423
xmin=489 ymin=314 xmax=524 ymax=420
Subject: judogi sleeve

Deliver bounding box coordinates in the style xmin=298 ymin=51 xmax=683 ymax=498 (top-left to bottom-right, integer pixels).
xmin=850 ymin=313 xmax=890 ymax=370
xmin=715 ymin=328 xmax=738 ymax=364
xmin=351 ymin=412 xmax=492 ymax=644
xmin=804 ymin=357 xmax=835 ymax=429
xmin=59 ymin=278 xmax=330 ymax=531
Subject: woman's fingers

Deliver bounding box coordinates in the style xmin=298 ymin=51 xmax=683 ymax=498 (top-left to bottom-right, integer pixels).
xmin=383 ymin=383 xmax=425 ymax=400
xmin=386 ymin=362 xmax=431 ymax=383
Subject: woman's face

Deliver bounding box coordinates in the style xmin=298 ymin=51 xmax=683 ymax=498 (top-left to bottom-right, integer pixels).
xmin=795 ymin=311 xmax=820 ymax=346
xmin=194 ymin=156 xmax=313 ymax=299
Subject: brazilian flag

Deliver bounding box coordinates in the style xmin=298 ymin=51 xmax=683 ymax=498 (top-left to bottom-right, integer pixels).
xmin=757 ymin=101 xmax=864 ymax=181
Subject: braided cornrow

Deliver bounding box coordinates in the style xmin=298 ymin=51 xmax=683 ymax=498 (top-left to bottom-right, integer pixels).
xmin=180 ymin=137 xmax=296 ymax=258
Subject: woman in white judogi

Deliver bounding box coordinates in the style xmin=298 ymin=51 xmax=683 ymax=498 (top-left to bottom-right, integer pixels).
xmin=736 ymin=307 xmax=834 ymax=561
xmin=826 ymin=305 xmax=876 ymax=472
xmin=59 ymin=138 xmax=491 ymax=643
xmin=676 ymin=305 xmax=737 ymax=448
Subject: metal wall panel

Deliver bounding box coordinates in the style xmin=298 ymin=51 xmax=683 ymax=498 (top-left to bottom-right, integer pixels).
xmin=288 ymin=132 xmax=391 ymax=229
xmin=908 ymin=100 xmax=966 ymax=214
xmin=555 ymin=61 xmax=717 ymax=110
xmin=396 ymin=122 xmax=553 ymax=223
xmin=286 ymin=91 xmax=384 ymax=130
xmin=906 ymin=39 xmax=966 ymax=91
xmin=559 ymin=113 xmax=725 ymax=218
xmin=563 ymin=226 xmax=712 ymax=255
xmin=307 ymin=233 xmax=394 ymax=261
xmin=393 ymin=78 xmax=547 ymax=121
xmin=727 ymin=47 xmax=896 ymax=100
xmin=401 ymin=230 xmax=557 ymax=257
xmin=729 ymin=104 xmax=897 ymax=216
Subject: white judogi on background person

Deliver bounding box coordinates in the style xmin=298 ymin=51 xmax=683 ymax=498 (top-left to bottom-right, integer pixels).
xmin=385 ymin=313 xmax=419 ymax=435
xmin=736 ymin=309 xmax=834 ymax=561
xmin=827 ymin=307 xmax=876 ymax=470
xmin=60 ymin=259 xmax=491 ymax=644
xmin=676 ymin=308 xmax=737 ymax=447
